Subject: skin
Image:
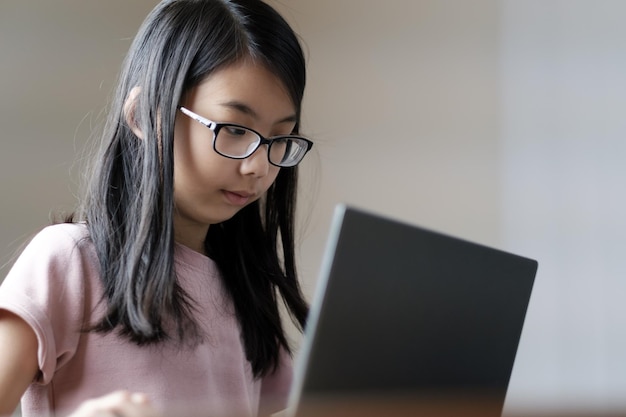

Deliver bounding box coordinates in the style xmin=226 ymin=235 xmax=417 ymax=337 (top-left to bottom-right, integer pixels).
xmin=0 ymin=310 xmax=39 ymax=416
xmin=0 ymin=59 xmax=296 ymax=416
xmin=173 ymin=59 xmax=296 ymax=254
xmin=66 ymin=391 xmax=159 ymax=417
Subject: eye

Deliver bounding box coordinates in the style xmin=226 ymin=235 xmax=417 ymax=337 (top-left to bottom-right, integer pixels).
xmin=223 ymin=125 xmax=248 ymax=137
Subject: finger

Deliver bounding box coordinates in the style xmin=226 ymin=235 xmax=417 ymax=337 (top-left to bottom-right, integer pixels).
xmin=67 ymin=391 xmax=156 ymax=417
xmin=130 ymin=392 xmax=150 ymax=405
xmin=109 ymin=393 xmax=160 ymax=417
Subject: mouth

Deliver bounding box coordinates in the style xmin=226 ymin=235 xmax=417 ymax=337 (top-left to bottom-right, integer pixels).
xmin=222 ymin=190 xmax=254 ymax=206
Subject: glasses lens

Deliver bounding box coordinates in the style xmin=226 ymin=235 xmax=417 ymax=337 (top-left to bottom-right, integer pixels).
xmin=215 ymin=125 xmax=260 ymax=158
xmin=269 ymin=137 xmax=310 ymax=167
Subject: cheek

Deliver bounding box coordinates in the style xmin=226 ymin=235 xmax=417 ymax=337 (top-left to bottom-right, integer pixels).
xmin=260 ymin=167 xmax=281 ymax=192
xmin=173 ymin=122 xmax=218 ymax=178
xmin=175 ymin=121 xmax=207 ymax=158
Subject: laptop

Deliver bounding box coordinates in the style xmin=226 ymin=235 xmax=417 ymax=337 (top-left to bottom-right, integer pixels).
xmin=286 ymin=204 xmax=538 ymax=417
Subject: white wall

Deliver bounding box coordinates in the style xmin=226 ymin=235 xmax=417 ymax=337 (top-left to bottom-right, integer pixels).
xmin=277 ymin=0 xmax=626 ymax=414
xmin=499 ymin=1 xmax=626 ymax=413
xmin=0 ymin=0 xmax=158 ymax=271
xmin=276 ymin=0 xmax=503 ymax=298
xmin=1 ymin=0 xmax=625 ymax=415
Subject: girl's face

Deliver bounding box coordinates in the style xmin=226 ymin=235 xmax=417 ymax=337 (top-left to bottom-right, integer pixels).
xmin=173 ymin=59 xmax=297 ymax=252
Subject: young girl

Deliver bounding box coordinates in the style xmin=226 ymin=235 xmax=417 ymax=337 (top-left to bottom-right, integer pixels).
xmin=0 ymin=0 xmax=312 ymax=416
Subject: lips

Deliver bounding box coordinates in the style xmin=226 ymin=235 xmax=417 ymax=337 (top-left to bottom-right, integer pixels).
xmin=223 ymin=190 xmax=253 ymax=206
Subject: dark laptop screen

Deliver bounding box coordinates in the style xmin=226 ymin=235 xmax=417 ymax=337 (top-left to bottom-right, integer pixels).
xmin=289 ymin=205 xmax=537 ymax=417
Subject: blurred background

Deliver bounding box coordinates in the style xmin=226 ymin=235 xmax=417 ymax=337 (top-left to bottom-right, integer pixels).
xmin=1 ymin=0 xmax=625 ymax=415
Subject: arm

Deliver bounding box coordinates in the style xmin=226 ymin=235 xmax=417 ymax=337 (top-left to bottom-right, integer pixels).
xmin=0 ymin=311 xmax=158 ymax=417
xmin=0 ymin=310 xmax=39 ymax=416
xmin=259 ymin=348 xmax=294 ymax=417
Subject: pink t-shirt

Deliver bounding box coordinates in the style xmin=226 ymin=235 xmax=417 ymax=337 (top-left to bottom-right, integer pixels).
xmin=0 ymin=223 xmax=292 ymax=417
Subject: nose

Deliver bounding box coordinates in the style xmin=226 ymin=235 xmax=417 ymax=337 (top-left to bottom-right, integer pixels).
xmin=240 ymin=144 xmax=271 ymax=177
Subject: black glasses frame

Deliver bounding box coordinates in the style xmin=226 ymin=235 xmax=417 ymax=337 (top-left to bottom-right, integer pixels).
xmin=178 ymin=106 xmax=313 ymax=167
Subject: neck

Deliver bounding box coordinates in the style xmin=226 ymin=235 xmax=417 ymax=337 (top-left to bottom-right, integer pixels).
xmin=174 ymin=224 xmax=209 ymax=256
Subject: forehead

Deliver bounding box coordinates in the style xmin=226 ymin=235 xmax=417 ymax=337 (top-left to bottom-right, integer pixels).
xmin=186 ymin=60 xmax=296 ymax=121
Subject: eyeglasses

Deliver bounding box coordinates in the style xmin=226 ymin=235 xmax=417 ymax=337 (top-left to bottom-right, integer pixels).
xmin=178 ymin=106 xmax=313 ymax=168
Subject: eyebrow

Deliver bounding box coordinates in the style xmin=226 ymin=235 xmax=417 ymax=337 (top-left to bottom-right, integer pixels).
xmin=219 ymin=100 xmax=298 ymax=125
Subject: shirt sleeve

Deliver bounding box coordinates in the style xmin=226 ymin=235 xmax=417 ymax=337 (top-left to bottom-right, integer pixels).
xmin=258 ymin=347 xmax=294 ymax=416
xmin=0 ymin=224 xmax=91 ymax=385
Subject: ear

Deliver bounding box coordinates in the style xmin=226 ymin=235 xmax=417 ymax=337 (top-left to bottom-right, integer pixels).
xmin=123 ymin=86 xmax=144 ymax=139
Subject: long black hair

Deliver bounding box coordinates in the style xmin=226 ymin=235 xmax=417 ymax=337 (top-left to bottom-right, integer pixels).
xmin=78 ymin=0 xmax=309 ymax=378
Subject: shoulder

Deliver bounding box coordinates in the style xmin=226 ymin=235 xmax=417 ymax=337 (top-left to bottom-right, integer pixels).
xmin=0 ymin=223 xmax=98 ymax=386
xmin=3 ymin=222 xmax=96 ymax=289
xmin=17 ymin=222 xmax=92 ymax=264
xmin=0 ymin=222 xmax=98 ymax=324
xmin=27 ymin=222 xmax=90 ymax=251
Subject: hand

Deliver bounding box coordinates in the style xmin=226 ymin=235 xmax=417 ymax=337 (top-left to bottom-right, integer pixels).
xmin=66 ymin=391 xmax=161 ymax=417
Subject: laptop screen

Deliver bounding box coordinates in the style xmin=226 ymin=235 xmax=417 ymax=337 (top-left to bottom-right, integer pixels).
xmin=288 ymin=205 xmax=537 ymax=416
